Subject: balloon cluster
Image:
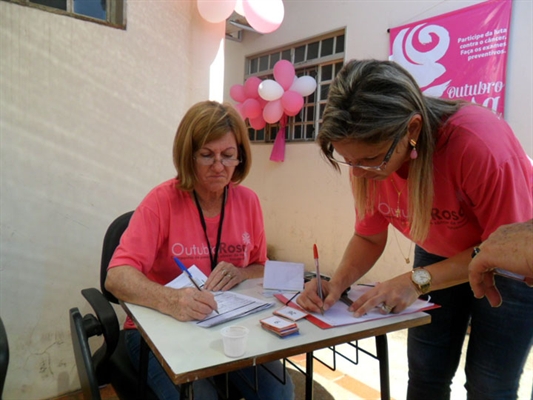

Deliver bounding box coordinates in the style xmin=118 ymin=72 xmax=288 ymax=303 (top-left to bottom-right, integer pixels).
xmin=197 ymin=0 xmax=284 ymax=34
xmin=230 ymin=60 xmax=317 ymax=130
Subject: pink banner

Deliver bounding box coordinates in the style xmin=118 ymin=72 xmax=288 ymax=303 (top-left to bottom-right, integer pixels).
xmin=389 ymin=0 xmax=512 ymax=115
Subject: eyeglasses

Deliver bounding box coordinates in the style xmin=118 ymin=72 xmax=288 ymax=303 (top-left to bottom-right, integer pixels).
xmin=326 ymin=132 xmax=404 ymax=171
xmin=194 ymin=154 xmax=241 ymax=167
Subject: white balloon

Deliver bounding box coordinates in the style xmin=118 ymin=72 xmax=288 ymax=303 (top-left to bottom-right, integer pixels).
xmin=289 ymin=76 xmax=317 ymax=97
xmin=258 ymin=79 xmax=284 ymax=101
xmin=197 ymin=0 xmax=236 ymax=23
xmin=234 ymin=0 xmax=245 ymax=16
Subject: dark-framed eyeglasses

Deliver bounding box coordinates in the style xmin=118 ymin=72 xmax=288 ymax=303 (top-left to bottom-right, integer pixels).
xmin=194 ymin=155 xmax=241 ymax=167
xmin=326 ymin=132 xmax=404 ymax=171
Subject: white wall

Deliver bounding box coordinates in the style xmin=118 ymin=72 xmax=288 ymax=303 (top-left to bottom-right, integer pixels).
xmin=0 ymin=2 xmax=225 ymax=398
xmin=1 ymin=1 xmax=531 ymax=398
xmin=225 ymin=0 xmax=533 ymax=281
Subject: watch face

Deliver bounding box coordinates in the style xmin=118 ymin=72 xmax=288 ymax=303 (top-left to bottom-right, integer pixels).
xmin=413 ymin=268 xmax=431 ymax=284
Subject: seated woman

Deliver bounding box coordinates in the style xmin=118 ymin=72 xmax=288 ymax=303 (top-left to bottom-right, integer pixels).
xmin=105 ymin=100 xmax=294 ymax=400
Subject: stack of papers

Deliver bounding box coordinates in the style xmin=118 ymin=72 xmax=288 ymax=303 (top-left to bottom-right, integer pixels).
xmin=260 ymin=316 xmax=299 ymax=337
xmin=197 ymin=292 xmax=274 ymax=328
xmin=165 ymin=265 xmax=274 ymax=328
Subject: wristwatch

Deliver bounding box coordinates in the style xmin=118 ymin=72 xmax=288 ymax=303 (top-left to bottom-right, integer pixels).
xmin=411 ymin=267 xmax=432 ymax=295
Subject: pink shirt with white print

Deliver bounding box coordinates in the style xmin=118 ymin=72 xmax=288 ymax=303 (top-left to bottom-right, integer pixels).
xmin=109 ymin=179 xmax=267 ymax=329
xmin=355 ymin=105 xmax=533 ymax=258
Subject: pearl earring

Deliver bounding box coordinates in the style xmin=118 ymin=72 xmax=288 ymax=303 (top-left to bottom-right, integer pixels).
xmin=409 ymin=139 xmax=418 ymax=160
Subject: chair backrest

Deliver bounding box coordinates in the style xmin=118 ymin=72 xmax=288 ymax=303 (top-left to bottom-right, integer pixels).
xmin=0 ymin=317 xmax=9 ymax=399
xmin=99 ymin=211 xmax=134 ymax=304
xmin=69 ymin=308 xmax=102 ymax=400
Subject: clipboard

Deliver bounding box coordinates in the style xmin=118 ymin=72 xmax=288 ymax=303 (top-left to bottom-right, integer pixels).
xmin=274 ymin=285 xmax=440 ymax=329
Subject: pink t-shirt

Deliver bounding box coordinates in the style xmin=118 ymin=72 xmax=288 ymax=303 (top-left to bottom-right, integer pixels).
xmin=109 ymin=179 xmax=267 ymax=328
xmin=356 ymin=105 xmax=533 ymax=258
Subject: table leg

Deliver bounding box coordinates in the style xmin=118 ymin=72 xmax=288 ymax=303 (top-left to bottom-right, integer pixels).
xmin=305 ymin=351 xmax=314 ymax=400
xmin=139 ymin=336 xmax=149 ymax=400
xmin=375 ymin=334 xmax=390 ymax=400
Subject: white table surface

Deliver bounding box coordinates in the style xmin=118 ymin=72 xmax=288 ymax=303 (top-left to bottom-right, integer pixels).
xmin=122 ymin=278 xmax=430 ymax=384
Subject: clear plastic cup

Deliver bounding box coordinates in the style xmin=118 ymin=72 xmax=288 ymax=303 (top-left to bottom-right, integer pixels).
xmin=220 ymin=325 xmax=249 ymax=357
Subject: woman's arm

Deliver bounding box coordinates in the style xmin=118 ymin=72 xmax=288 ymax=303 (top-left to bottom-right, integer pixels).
xmin=469 ymin=220 xmax=533 ymax=307
xmin=350 ymin=246 xmax=473 ymax=317
xmin=297 ymin=230 xmax=388 ymax=314
xmin=105 ymin=265 xmax=218 ymax=321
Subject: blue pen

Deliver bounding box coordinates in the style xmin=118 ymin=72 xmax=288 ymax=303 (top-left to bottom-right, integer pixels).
xmin=173 ymin=257 xmax=202 ymax=290
xmin=173 ymin=257 xmax=219 ymax=314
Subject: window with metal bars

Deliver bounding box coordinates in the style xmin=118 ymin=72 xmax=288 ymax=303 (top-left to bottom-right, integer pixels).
xmin=245 ymin=31 xmax=345 ymax=143
xmin=2 ymin=0 xmax=125 ymax=28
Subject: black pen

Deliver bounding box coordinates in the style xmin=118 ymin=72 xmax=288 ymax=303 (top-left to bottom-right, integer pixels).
xmin=173 ymin=257 xmax=219 ymax=314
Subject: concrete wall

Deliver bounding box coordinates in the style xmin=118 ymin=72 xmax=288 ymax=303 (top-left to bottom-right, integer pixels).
xmin=224 ymin=0 xmax=533 ymax=281
xmin=0 ymin=2 xmax=225 ymax=398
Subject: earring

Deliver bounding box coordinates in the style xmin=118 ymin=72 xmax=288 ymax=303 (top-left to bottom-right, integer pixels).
xmin=409 ymin=139 xmax=418 ymax=160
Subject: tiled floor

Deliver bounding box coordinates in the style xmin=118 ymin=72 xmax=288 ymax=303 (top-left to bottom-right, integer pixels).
xmin=55 ymin=330 xmax=533 ymax=400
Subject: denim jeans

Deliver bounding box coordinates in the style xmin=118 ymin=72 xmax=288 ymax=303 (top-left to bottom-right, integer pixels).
xmin=125 ymin=329 xmax=295 ymax=400
xmin=407 ymin=246 xmax=533 ymax=400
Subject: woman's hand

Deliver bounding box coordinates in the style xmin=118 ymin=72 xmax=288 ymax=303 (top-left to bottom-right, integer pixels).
xmin=166 ymin=287 xmax=218 ymax=322
xmin=296 ymin=278 xmax=346 ymax=314
xmin=204 ymin=261 xmax=243 ymax=291
xmin=349 ymin=273 xmax=420 ymax=317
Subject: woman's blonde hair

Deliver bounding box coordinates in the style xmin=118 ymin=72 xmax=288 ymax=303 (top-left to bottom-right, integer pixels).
xmin=172 ymin=101 xmax=252 ymax=191
xmin=318 ymin=59 xmax=463 ymax=242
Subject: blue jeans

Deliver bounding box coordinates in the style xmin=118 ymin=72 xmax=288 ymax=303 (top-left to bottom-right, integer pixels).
xmin=125 ymin=329 xmax=295 ymax=400
xmin=407 ymin=246 xmax=533 ymax=400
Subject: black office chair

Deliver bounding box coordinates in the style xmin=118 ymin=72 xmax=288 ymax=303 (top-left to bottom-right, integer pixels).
xmin=0 ymin=317 xmax=9 ymax=399
xmin=70 ymin=211 xmax=158 ymax=400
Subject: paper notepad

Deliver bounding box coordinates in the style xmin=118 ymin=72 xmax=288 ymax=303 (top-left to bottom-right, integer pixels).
xmin=263 ymin=260 xmax=305 ymax=292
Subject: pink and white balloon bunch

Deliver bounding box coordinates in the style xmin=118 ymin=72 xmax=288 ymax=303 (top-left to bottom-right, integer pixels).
xmin=230 ymin=60 xmax=317 ymax=129
xmin=197 ymin=0 xmax=284 ymax=34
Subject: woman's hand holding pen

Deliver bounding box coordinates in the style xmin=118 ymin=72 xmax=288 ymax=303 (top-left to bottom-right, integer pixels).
xmin=205 ymin=261 xmax=242 ymax=291
xmin=349 ymin=274 xmax=419 ymax=317
xmin=165 ymin=286 xmax=218 ymax=322
xmin=297 ymin=278 xmax=343 ymax=314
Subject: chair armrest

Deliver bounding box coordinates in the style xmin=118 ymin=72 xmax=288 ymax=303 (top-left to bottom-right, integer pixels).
xmin=81 ymin=288 xmax=120 ymax=356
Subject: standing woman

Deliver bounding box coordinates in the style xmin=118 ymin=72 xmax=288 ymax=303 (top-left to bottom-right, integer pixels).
xmin=106 ymin=101 xmax=294 ymax=400
xmin=297 ymin=59 xmax=533 ymax=399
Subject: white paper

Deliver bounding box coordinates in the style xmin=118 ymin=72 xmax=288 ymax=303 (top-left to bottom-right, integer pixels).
xmin=263 ymin=260 xmax=305 ymax=291
xmin=165 ymin=265 xmax=207 ymax=289
xmin=165 ymin=265 xmax=274 ymax=328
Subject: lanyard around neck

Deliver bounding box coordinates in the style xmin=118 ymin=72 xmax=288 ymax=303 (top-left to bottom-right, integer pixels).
xmin=192 ymin=185 xmax=228 ymax=270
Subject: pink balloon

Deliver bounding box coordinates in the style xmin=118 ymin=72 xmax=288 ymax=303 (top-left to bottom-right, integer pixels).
xmin=197 ymin=0 xmax=236 ymax=23
xmin=281 ymin=91 xmax=304 ymax=116
xmin=249 ymin=115 xmax=266 ymax=130
xmin=242 ymin=98 xmax=262 ymax=119
xmin=244 ymin=76 xmax=262 ymax=99
xmin=234 ymin=103 xmax=246 ymax=120
xmin=243 ymin=0 xmax=284 ymax=34
xmin=273 ymin=60 xmax=295 ymax=91
xmin=263 ymin=100 xmax=284 ymax=124
xmin=230 ymin=84 xmax=247 ymax=103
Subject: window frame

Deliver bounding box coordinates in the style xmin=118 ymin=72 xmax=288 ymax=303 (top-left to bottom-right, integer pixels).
xmin=2 ymin=0 xmax=126 ymax=29
xmin=244 ymin=30 xmax=345 ymax=144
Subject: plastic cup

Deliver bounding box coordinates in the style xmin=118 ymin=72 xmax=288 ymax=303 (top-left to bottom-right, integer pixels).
xmin=221 ymin=325 xmax=249 ymax=357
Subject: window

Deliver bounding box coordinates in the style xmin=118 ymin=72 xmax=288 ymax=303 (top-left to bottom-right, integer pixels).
xmin=245 ymin=31 xmax=345 ymax=143
xmin=3 ymin=0 xmax=125 ymax=28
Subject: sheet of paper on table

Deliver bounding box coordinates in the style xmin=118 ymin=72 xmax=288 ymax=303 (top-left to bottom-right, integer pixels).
xmin=263 ymin=260 xmax=305 ymax=292
xmin=165 ymin=265 xmax=274 ymax=328
xmin=275 ymin=284 xmax=439 ymax=329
